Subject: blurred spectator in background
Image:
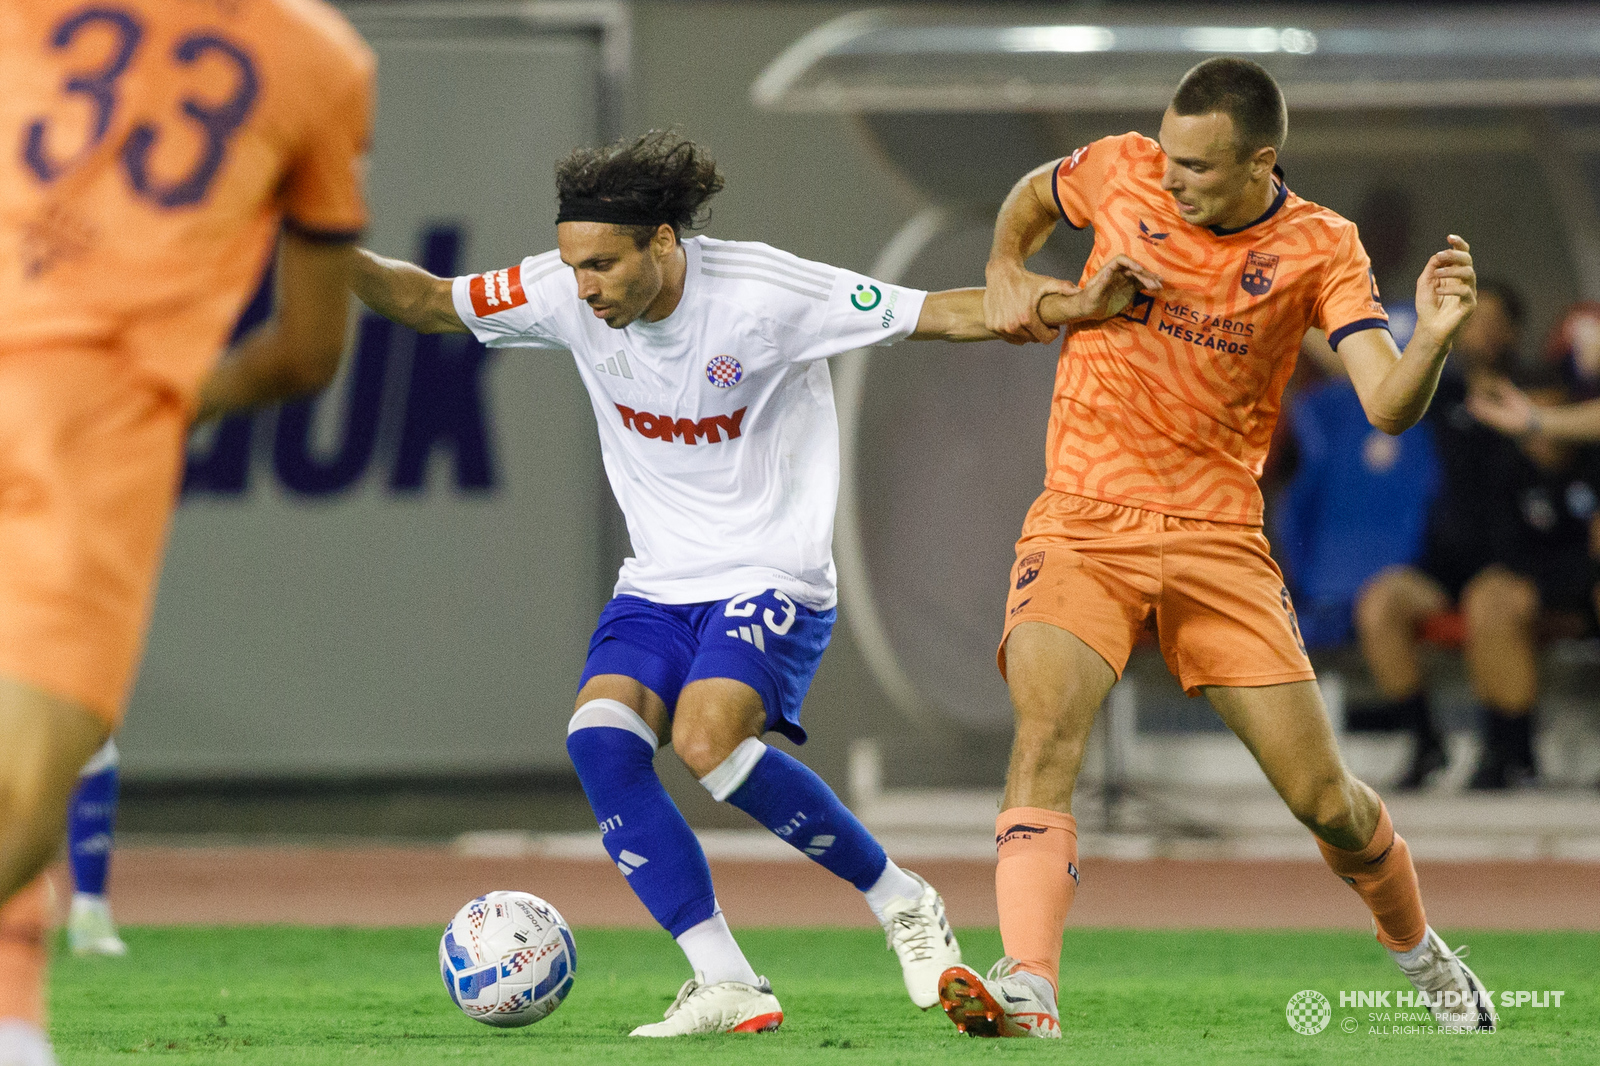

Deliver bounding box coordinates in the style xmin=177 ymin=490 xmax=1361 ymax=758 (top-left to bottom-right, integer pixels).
xmin=1275 ymin=328 xmax=1437 ymax=651
xmin=1547 ymin=302 xmax=1600 ymax=401
xmin=1353 ymin=280 xmax=1525 ymax=789
xmin=1457 ymin=371 xmax=1600 ymax=787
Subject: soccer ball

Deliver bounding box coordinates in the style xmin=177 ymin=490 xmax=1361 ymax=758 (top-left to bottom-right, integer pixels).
xmin=439 ymin=891 xmax=576 ymax=1027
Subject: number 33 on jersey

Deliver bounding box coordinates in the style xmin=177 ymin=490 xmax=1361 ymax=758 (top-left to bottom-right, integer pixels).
xmin=0 ymin=0 xmax=374 ymax=401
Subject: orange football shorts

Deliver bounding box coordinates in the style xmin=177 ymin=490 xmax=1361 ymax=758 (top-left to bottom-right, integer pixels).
xmin=0 ymin=345 xmax=187 ymax=725
xmin=999 ymin=489 xmax=1314 ymax=695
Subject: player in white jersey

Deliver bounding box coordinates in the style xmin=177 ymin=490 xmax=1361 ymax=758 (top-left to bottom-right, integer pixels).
xmin=351 ymin=131 xmax=1149 ymax=1036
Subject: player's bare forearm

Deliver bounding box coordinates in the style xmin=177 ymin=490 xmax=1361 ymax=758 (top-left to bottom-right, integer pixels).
xmin=1342 ymin=236 xmax=1477 ymax=435
xmin=352 ymin=248 xmax=467 ymax=334
xmin=194 ymin=237 xmax=357 ymax=422
xmin=911 ymin=288 xmax=1000 ymax=341
xmin=985 ymin=163 xmax=1078 ymax=344
xmin=1336 ymin=324 xmax=1452 ymax=435
xmin=194 ymin=323 xmax=333 ymax=422
xmin=989 ymin=164 xmax=1061 ymax=270
xmin=1038 ymin=257 xmax=1163 ymax=327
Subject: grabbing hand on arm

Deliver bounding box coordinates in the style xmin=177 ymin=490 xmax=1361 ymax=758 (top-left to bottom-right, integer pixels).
xmin=1338 ymin=235 xmax=1476 ymax=435
xmin=1038 ymin=256 xmax=1163 ymax=327
xmin=1470 ymin=377 xmax=1600 ymax=441
xmin=349 ymin=247 xmax=469 ymax=335
xmin=984 ymin=161 xmax=1082 ymax=344
xmin=194 ymin=235 xmax=357 ymax=422
xmin=910 ymin=255 xmax=1162 ymax=342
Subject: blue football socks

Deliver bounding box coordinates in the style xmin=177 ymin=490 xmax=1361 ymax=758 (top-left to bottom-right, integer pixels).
xmin=69 ymin=741 xmax=121 ymax=898
xmin=710 ymin=739 xmax=890 ymax=890
xmin=565 ymin=700 xmax=720 ymax=938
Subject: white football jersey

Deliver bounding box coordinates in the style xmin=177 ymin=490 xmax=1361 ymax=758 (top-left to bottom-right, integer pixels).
xmin=451 ymin=236 xmax=927 ymax=609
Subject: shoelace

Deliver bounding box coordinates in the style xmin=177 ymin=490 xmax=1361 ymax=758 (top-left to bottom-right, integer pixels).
xmin=1402 ymin=941 xmax=1474 ymax=996
xmin=661 ymin=977 xmax=700 ymax=1019
xmin=885 ymin=909 xmax=938 ymax=961
xmin=985 ymin=956 xmax=1022 ymax=983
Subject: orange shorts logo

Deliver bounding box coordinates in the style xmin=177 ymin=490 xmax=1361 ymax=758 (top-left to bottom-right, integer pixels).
xmin=468 ymin=266 xmax=527 ymax=317
xmin=1016 ymin=552 xmax=1045 ymax=590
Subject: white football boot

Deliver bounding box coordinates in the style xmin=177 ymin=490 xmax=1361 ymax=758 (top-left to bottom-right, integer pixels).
xmin=880 ymin=871 xmax=961 ymax=1009
xmin=629 ymin=973 xmax=784 ymax=1036
xmin=938 ymin=956 xmax=1061 ymax=1038
xmin=0 ymin=1021 xmax=58 ymax=1066
xmin=67 ymin=894 xmax=127 ymax=957
xmin=1393 ymin=927 xmax=1497 ymax=1032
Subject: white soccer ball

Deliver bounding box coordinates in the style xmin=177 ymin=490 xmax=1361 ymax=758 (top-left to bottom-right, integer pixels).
xmin=439 ymin=890 xmax=576 ymax=1027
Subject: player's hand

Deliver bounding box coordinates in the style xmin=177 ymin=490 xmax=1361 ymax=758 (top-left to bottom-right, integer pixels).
xmin=984 ymin=261 xmax=1080 ymax=345
xmin=1071 ymin=255 xmax=1163 ymax=322
xmin=1413 ymin=235 xmax=1476 ymax=347
xmin=1468 ymin=376 xmax=1539 ymax=437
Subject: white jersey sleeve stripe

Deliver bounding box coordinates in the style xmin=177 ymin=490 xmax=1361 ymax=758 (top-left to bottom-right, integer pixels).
xmin=526 ymin=260 xmax=571 ymax=287
xmin=700 ymin=254 xmax=832 ymax=290
xmin=700 ymin=247 xmax=833 ymax=285
xmin=700 ymin=266 xmax=829 ymax=301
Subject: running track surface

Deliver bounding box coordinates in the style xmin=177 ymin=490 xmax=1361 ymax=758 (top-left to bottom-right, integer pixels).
xmin=59 ymin=848 xmax=1600 ymax=930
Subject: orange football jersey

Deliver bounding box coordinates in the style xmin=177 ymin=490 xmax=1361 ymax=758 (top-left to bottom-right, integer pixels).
xmin=1046 ymin=132 xmax=1388 ymax=525
xmin=0 ymin=0 xmax=373 ymax=400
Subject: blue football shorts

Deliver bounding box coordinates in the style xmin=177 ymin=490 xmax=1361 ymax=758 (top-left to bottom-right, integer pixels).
xmin=578 ymin=589 xmax=835 ymax=744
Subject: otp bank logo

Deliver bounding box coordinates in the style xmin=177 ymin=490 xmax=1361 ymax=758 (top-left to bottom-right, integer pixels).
xmin=850 ymin=284 xmax=881 ymax=311
xmin=616 ymin=404 xmax=746 ymax=445
xmin=468 ymin=266 xmax=527 ymax=316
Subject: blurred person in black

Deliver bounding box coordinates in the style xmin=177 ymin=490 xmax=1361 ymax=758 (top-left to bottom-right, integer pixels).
xmin=1354 ymin=280 xmax=1525 ymax=789
xmin=1459 ymin=370 xmax=1600 ymax=787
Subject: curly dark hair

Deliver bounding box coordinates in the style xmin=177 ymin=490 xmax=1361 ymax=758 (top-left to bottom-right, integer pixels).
xmin=555 ymin=130 xmax=725 ymax=246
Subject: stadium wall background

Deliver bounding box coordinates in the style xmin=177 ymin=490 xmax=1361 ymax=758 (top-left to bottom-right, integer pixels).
xmin=118 ymin=2 xmax=1586 ymax=826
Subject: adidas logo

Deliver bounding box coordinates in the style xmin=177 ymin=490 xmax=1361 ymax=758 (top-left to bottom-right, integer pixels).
xmin=595 ymin=350 xmax=634 ymax=379
xmin=726 ymin=624 xmax=766 ymax=652
xmin=615 ymin=849 xmax=649 ymax=876
xmin=803 ymin=834 xmax=835 ymax=857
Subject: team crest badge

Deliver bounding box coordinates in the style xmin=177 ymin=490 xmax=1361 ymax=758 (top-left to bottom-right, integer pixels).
xmin=1241 ymin=251 xmax=1279 ymax=297
xmin=705 ymin=354 xmax=742 ymax=388
xmin=1015 ymin=552 xmax=1045 ymax=590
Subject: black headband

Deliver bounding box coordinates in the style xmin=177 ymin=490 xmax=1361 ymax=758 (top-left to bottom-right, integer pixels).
xmin=555 ymin=198 xmax=667 ymax=227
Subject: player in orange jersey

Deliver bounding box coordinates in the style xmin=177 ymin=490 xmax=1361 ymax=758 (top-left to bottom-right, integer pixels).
xmin=0 ymin=2 xmax=372 ymax=1060
xmin=936 ymin=58 xmax=1496 ymax=1038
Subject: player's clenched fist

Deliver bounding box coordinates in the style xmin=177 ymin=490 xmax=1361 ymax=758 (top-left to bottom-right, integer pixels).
xmin=1414 ymin=235 xmax=1476 ymax=346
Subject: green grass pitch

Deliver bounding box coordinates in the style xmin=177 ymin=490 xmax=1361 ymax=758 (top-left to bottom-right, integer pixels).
xmin=51 ymin=927 xmax=1596 ymax=1064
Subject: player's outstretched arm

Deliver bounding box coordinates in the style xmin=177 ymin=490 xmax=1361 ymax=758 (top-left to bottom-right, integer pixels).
xmin=1470 ymin=378 xmax=1600 ymax=441
xmin=912 ymin=255 xmax=1161 ymax=342
xmin=985 ymin=161 xmax=1082 ymax=345
xmin=911 ymin=288 xmax=999 ymax=341
xmin=194 ymin=235 xmax=359 ymax=422
xmin=350 ymin=247 xmax=469 ymax=335
xmin=1337 ymin=235 xmax=1476 ymax=435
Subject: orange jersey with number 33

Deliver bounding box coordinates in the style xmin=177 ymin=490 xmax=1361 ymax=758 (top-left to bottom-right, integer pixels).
xmin=0 ymin=0 xmax=373 ymax=400
xmin=1046 ymin=132 xmax=1388 ymax=526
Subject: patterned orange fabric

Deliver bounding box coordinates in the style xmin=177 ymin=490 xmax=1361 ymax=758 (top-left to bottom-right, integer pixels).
xmin=0 ymin=0 xmax=373 ymax=401
xmin=1047 ymin=133 xmax=1388 ymax=525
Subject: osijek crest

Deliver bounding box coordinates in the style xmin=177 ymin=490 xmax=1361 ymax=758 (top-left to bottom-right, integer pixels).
xmin=1241 ymin=251 xmax=1279 ymax=297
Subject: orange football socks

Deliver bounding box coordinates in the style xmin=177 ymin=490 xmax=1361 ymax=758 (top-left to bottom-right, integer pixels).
xmin=994 ymin=807 xmax=1079 ymax=991
xmin=0 ymin=875 xmax=50 ymax=1026
xmin=1316 ymin=802 xmax=1427 ymax=952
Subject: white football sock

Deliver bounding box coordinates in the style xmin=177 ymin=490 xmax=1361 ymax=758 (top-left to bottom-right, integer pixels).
xmin=863 ymin=858 xmax=923 ymax=923
xmin=674 ymin=911 xmax=760 ymax=987
xmin=1389 ymin=928 xmax=1433 ymax=968
xmin=0 ymin=1021 xmax=56 ymax=1066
